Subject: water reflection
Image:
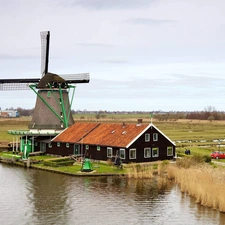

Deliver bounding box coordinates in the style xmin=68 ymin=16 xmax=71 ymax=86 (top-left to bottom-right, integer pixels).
xmin=28 ymin=170 xmax=70 ymax=224
xmin=0 ymin=164 xmax=225 ymax=225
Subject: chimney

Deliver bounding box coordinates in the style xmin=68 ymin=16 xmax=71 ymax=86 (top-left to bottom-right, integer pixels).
xmin=137 ymin=119 xmax=143 ymax=124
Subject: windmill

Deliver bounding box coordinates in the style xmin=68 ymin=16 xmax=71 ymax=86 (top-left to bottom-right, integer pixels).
xmin=0 ymin=31 xmax=90 ymax=130
xmin=0 ymin=31 xmax=90 ymax=158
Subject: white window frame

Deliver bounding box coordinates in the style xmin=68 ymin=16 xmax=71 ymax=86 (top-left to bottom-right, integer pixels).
xmin=129 ymin=148 xmax=136 ymax=159
xmin=48 ymin=143 xmax=52 ymax=148
xmin=66 ymin=143 xmax=70 ymax=148
xmin=144 ymin=147 xmax=151 ymax=158
xmin=85 ymin=145 xmax=89 ymax=150
xmin=120 ymin=148 xmax=125 ymax=159
xmin=152 ymin=147 xmax=159 ymax=157
xmin=97 ymin=146 xmax=101 ymax=151
xmin=145 ymin=133 xmax=150 ymax=142
xmin=107 ymin=147 xmax=113 ymax=158
xmin=167 ymin=146 xmax=173 ymax=156
xmin=153 ymin=133 xmax=158 ymax=141
xmin=57 ymin=142 xmax=60 ymax=147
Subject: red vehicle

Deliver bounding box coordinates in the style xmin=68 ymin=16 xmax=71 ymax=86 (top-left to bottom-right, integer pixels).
xmin=211 ymin=151 xmax=225 ymax=159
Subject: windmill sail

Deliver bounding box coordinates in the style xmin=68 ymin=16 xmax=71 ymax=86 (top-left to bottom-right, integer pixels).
xmin=40 ymin=31 xmax=50 ymax=77
xmin=0 ymin=78 xmax=40 ymax=90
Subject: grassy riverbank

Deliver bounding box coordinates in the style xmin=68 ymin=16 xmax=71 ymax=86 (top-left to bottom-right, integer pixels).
xmin=0 ymin=152 xmax=126 ymax=175
xmin=0 ymin=151 xmax=168 ymax=178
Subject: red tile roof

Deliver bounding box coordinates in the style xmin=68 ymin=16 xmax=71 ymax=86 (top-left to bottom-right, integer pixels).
xmin=52 ymin=122 xmax=100 ymax=143
xmin=79 ymin=123 xmax=149 ymax=147
xmin=53 ymin=122 xmax=149 ymax=147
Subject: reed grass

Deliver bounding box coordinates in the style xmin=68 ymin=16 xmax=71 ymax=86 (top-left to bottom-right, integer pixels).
xmin=167 ymin=158 xmax=225 ymax=212
xmin=126 ymin=161 xmax=169 ymax=189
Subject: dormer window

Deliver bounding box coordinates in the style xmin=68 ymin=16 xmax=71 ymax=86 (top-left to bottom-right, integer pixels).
xmin=153 ymin=133 xmax=158 ymax=141
xmin=145 ymin=133 xmax=150 ymax=142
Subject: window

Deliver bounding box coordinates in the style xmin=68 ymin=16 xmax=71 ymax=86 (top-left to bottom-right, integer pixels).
xmin=57 ymin=142 xmax=60 ymax=147
xmin=167 ymin=146 xmax=173 ymax=156
xmin=120 ymin=149 xmax=125 ymax=159
xmin=66 ymin=143 xmax=70 ymax=148
xmin=153 ymin=133 xmax=158 ymax=141
xmin=145 ymin=133 xmax=150 ymax=142
xmin=48 ymin=143 xmax=52 ymax=148
xmin=129 ymin=149 xmax=136 ymax=159
xmin=107 ymin=147 xmax=113 ymax=158
xmin=144 ymin=148 xmax=151 ymax=158
xmin=85 ymin=145 xmax=89 ymax=150
xmin=97 ymin=146 xmax=101 ymax=151
xmin=152 ymin=147 xmax=159 ymax=157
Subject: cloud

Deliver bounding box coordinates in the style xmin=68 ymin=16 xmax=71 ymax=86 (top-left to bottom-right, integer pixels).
xmin=75 ymin=75 xmax=225 ymax=101
xmin=58 ymin=0 xmax=156 ymax=10
xmin=127 ymin=18 xmax=177 ymax=26
xmin=100 ymin=60 xmax=129 ymax=64
xmin=75 ymin=43 xmax=114 ymax=48
xmin=0 ymin=54 xmax=38 ymax=60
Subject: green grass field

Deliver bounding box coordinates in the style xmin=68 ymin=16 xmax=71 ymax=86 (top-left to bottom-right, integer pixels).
xmin=1 ymin=115 xmax=225 ymax=156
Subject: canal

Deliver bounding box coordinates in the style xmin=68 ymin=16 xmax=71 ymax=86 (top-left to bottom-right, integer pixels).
xmin=0 ymin=163 xmax=224 ymax=225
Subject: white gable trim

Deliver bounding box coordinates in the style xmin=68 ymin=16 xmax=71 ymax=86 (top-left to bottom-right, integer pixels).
xmin=126 ymin=124 xmax=151 ymax=148
xmin=151 ymin=123 xmax=176 ymax=146
xmin=126 ymin=123 xmax=176 ymax=148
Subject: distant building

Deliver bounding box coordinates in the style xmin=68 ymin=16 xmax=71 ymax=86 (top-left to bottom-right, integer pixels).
xmin=0 ymin=110 xmax=19 ymax=118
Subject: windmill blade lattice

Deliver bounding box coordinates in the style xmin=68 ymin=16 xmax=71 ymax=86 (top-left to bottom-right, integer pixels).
xmin=0 ymin=83 xmax=30 ymax=90
xmin=41 ymin=31 xmax=50 ymax=77
xmin=0 ymin=78 xmax=40 ymax=91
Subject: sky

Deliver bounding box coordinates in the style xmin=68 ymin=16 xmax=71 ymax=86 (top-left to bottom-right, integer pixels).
xmin=0 ymin=0 xmax=225 ymax=112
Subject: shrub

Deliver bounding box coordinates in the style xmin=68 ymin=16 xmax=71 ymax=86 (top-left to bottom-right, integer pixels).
xmin=43 ymin=160 xmax=74 ymax=167
xmin=176 ymin=154 xmax=211 ymax=168
xmin=203 ymin=155 xmax=212 ymax=163
xmin=43 ymin=157 xmax=74 ymax=167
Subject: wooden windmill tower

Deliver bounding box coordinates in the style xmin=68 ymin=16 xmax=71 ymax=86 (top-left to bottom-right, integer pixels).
xmin=0 ymin=31 xmax=90 ymax=130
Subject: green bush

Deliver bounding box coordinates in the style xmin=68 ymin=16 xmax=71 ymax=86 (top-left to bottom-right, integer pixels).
xmin=203 ymin=155 xmax=212 ymax=163
xmin=43 ymin=160 xmax=74 ymax=167
xmin=43 ymin=157 xmax=74 ymax=167
xmin=176 ymin=154 xmax=211 ymax=168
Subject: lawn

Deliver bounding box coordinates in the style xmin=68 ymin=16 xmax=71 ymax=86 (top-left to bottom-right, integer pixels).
xmin=0 ymin=117 xmax=30 ymax=142
xmin=34 ymin=162 xmax=126 ymax=175
xmin=0 ymin=152 xmax=125 ymax=175
xmin=1 ymin=116 xmax=225 ymax=155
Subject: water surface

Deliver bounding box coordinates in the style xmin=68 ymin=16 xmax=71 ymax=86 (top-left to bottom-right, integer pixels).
xmin=0 ymin=163 xmax=224 ymax=225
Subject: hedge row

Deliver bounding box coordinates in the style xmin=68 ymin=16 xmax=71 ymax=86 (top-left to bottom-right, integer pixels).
xmin=43 ymin=157 xmax=74 ymax=167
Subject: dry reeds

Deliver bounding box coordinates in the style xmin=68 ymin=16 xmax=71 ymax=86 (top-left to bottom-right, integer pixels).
xmin=127 ymin=163 xmax=154 ymax=179
xmin=167 ymin=158 xmax=225 ymax=212
xmin=127 ymin=161 xmax=169 ymax=178
xmin=126 ymin=161 xmax=169 ymax=189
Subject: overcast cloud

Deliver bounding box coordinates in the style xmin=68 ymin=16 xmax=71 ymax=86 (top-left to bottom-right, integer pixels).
xmin=0 ymin=0 xmax=225 ymax=111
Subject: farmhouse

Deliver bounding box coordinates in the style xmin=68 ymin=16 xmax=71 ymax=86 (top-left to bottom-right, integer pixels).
xmin=47 ymin=121 xmax=175 ymax=163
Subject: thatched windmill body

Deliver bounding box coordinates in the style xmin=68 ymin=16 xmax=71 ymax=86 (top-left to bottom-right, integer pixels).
xmin=0 ymin=31 xmax=90 ymax=157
